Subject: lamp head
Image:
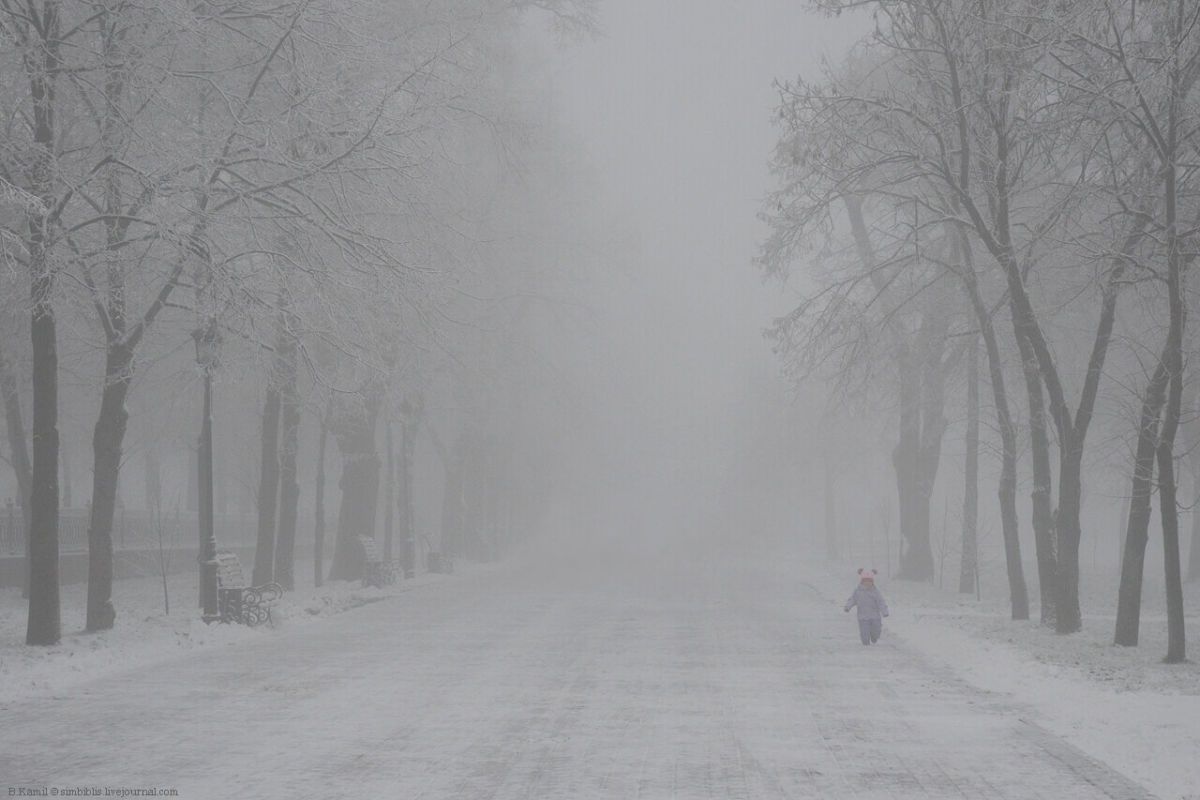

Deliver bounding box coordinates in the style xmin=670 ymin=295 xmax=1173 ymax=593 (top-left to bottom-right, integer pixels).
xmin=192 ymin=318 xmax=221 ymax=371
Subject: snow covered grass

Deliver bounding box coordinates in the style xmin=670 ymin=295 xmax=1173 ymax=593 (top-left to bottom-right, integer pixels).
xmin=884 ymin=563 xmax=1200 ymax=693
xmin=0 ymin=557 xmax=469 ymax=706
xmin=809 ymin=559 xmax=1200 ymax=800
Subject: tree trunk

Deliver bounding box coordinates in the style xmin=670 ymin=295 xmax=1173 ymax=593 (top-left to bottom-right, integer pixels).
xmin=274 ymin=428 xmax=300 ymax=589
xmin=383 ymin=419 xmax=395 ymax=562
xmin=913 ymin=324 xmax=949 ymax=581
xmin=1114 ymin=359 xmax=1167 ymax=646
xmin=253 ymin=384 xmax=282 ymax=586
xmin=329 ymin=451 xmax=381 ymax=581
xmin=981 ymin=121 xmax=1138 ymax=635
xmin=85 ymin=344 xmax=133 ymax=631
xmin=1185 ymin=383 xmax=1200 ymax=583
xmin=1113 ymin=56 xmax=1186 ymax=644
xmin=0 ymin=343 xmax=33 ymax=598
xmin=960 ymin=335 xmax=979 ymax=594
xmin=273 ymin=335 xmax=300 ymax=590
xmin=313 ymin=406 xmax=328 ymax=588
xmin=1013 ymin=325 xmax=1057 ymax=624
xmin=399 ymin=414 xmax=416 ymax=578
xmin=1055 ymin=448 xmax=1085 ymax=633
xmin=904 ymin=484 xmax=935 ymax=580
xmin=84 ymin=1 xmax=138 ymax=632
xmin=328 ymin=392 xmax=382 ymax=582
xmin=1156 ymin=70 xmax=1186 ymax=662
xmin=27 ymin=266 xmax=60 ymax=646
xmin=1158 ymin=414 xmax=1186 ymax=662
xmin=846 ymin=196 xmax=938 ymax=580
xmin=1118 ymin=492 xmax=1130 ymax=579
xmin=1189 ymin=464 xmax=1200 ymax=582
xmin=892 ymin=310 xmax=951 ymax=583
xmin=1004 ymin=244 xmax=1129 ymax=635
xmin=25 ymin=2 xmax=63 ymax=646
xmin=983 ymin=311 xmax=1031 ymax=620
xmin=956 ymin=235 xmax=1028 ymax=619
xmin=892 ymin=394 xmax=945 ymax=580
xmin=987 ymin=93 xmax=1078 ymax=631
xmin=894 ymin=362 xmax=932 ymax=579
xmin=197 ymin=372 xmax=217 ymax=617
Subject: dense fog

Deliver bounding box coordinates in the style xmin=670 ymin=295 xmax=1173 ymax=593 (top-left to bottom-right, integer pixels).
xmin=1 ymin=1 xmax=1197 ymax=797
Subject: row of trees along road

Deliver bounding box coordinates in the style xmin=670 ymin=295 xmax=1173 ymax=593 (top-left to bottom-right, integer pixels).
xmin=760 ymin=0 xmax=1200 ymax=661
xmin=0 ymin=0 xmax=595 ymax=646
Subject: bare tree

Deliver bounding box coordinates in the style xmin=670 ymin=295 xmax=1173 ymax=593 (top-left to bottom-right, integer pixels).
xmin=0 ymin=0 xmax=65 ymax=645
xmin=762 ymin=0 xmax=1162 ymax=632
xmin=960 ymin=334 xmax=979 ymax=594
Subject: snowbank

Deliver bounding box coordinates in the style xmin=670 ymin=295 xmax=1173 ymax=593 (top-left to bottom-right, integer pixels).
xmin=807 ymin=562 xmax=1200 ymax=800
xmin=0 ymin=559 xmax=467 ymax=706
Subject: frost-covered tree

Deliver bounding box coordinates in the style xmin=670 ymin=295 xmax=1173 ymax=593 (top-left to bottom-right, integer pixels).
xmin=0 ymin=0 xmax=596 ymax=640
xmin=760 ymin=0 xmax=1191 ymax=636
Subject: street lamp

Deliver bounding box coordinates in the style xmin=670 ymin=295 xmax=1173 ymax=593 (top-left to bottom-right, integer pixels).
xmin=193 ymin=318 xmax=221 ymax=622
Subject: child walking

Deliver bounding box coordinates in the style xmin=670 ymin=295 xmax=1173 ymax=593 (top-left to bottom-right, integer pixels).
xmin=844 ymin=568 xmax=889 ymax=644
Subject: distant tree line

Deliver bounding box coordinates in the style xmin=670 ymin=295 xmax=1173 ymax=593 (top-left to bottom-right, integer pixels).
xmin=760 ymin=0 xmax=1199 ymax=662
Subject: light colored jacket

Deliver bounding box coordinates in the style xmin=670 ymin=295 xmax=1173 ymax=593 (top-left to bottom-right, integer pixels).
xmin=844 ymin=584 xmax=889 ymax=620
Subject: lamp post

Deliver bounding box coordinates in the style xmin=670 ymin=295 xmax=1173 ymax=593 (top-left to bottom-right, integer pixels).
xmin=193 ymin=318 xmax=221 ymax=622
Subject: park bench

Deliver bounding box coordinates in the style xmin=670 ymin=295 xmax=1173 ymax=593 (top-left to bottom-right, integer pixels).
xmin=426 ymin=550 xmax=454 ymax=574
xmin=359 ymin=536 xmax=399 ymax=588
xmin=419 ymin=534 xmax=453 ymax=574
xmin=213 ymin=552 xmax=283 ymax=626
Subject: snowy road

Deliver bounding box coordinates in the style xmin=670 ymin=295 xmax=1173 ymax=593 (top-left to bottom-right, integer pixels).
xmin=1 ymin=545 xmax=1154 ymax=799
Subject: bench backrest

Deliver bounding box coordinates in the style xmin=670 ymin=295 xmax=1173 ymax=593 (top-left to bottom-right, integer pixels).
xmin=214 ymin=552 xmax=246 ymax=589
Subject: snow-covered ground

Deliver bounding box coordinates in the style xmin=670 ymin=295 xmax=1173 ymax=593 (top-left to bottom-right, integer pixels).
xmin=0 ymin=556 xmax=472 ymax=705
xmin=0 ymin=534 xmax=1186 ymax=799
xmin=808 ymin=559 xmax=1200 ymax=800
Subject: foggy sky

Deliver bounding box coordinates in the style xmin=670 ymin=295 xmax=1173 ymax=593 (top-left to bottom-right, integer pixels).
xmin=539 ymin=2 xmax=868 ymax=537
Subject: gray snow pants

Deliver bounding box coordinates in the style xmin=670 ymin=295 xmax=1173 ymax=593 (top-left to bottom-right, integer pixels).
xmin=858 ymin=618 xmax=882 ymax=645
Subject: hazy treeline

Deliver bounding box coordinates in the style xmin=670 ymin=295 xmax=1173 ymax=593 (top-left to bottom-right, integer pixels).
xmin=0 ymin=0 xmax=595 ymax=645
xmin=760 ymin=0 xmax=1199 ymax=661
